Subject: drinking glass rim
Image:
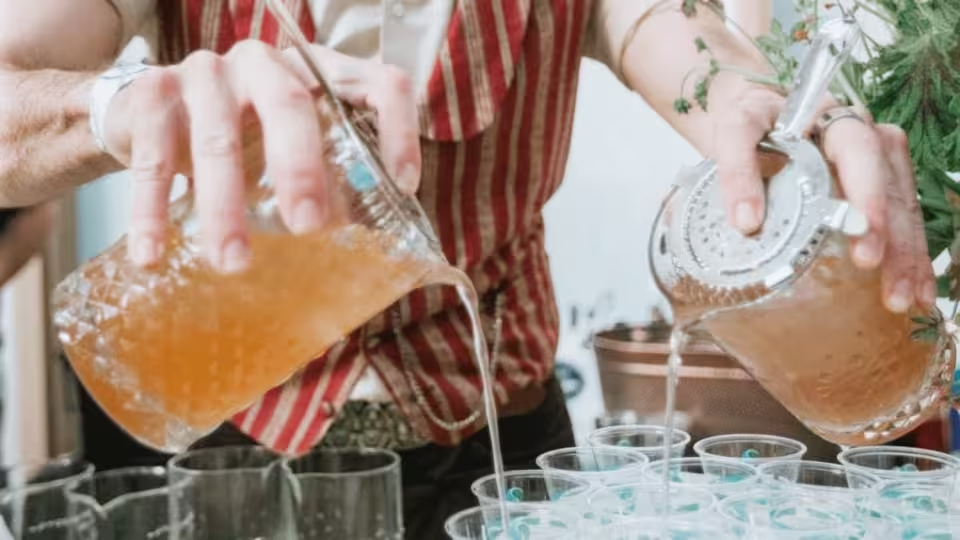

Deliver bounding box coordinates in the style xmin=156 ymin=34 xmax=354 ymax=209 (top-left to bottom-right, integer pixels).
xmin=837 ymin=446 xmax=960 ymax=479
xmin=444 ymin=502 xmax=581 ymax=538
xmin=167 ymin=445 xmax=284 ymax=476
xmin=65 ymin=466 xmax=173 ymax=513
xmin=586 ymin=424 xmax=692 ymax=448
xmin=693 ymin=433 xmax=807 ymax=458
xmin=0 ymin=457 xmax=95 ymax=497
xmin=756 ymin=459 xmax=883 ymax=490
xmin=284 ymin=448 xmax=401 ymax=479
xmin=470 ymin=469 xmax=593 ymax=500
xmin=535 ymin=446 xmax=650 ymax=473
xmin=642 ymin=456 xmax=759 ymax=477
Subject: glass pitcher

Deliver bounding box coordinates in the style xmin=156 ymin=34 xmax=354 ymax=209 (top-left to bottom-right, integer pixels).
xmin=649 ymin=17 xmax=956 ymax=447
xmin=52 ymin=27 xmax=449 ymax=454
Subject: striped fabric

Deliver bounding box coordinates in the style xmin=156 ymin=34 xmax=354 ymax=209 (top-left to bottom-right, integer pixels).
xmin=157 ymin=0 xmax=591 ymax=454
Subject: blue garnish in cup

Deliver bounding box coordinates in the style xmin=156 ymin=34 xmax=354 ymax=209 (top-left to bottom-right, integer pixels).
xmin=742 ymin=448 xmax=760 ymax=459
xmin=505 ymin=487 xmax=524 ymax=502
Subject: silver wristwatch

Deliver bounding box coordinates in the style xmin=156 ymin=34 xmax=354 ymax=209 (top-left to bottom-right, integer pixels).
xmin=88 ymin=59 xmax=154 ymax=153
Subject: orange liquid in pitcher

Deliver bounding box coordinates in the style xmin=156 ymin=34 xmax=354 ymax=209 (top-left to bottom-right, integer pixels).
xmin=59 ymin=226 xmax=432 ymax=452
xmin=682 ymin=249 xmax=950 ymax=446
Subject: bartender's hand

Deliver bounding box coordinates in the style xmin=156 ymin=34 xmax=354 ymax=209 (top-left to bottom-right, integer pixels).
xmin=101 ymin=42 xmax=422 ymax=274
xmin=708 ymin=75 xmax=932 ymax=314
xmin=0 ymin=205 xmax=54 ymax=286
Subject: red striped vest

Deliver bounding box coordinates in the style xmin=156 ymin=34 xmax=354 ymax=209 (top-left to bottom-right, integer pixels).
xmin=157 ymin=0 xmax=590 ymax=454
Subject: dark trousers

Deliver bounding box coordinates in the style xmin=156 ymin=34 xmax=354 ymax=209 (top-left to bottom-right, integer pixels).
xmin=80 ymin=378 xmax=575 ymax=540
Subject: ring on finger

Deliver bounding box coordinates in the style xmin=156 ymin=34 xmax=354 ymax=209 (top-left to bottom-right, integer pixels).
xmin=811 ymin=106 xmax=869 ymax=150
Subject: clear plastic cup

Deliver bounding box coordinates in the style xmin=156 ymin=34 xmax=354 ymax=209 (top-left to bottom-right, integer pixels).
xmin=693 ymin=434 xmax=807 ymax=470
xmin=641 ymin=457 xmax=758 ymax=499
xmin=837 ymin=446 xmax=960 ymax=485
xmin=470 ymin=470 xmax=593 ymax=508
xmin=444 ymin=503 xmax=581 ymax=540
xmin=586 ymin=425 xmax=691 ymax=461
xmin=718 ymin=489 xmax=862 ymax=539
xmin=594 ymin=516 xmax=737 ymax=539
xmin=535 ymin=447 xmax=649 ymax=487
xmin=757 ymin=460 xmax=883 ymax=527
xmin=585 ymin=482 xmax=717 ymax=519
xmin=873 ymin=479 xmax=956 ymax=525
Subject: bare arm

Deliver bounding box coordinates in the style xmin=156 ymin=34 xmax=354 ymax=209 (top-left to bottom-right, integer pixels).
xmin=0 ymin=0 xmax=128 ymax=207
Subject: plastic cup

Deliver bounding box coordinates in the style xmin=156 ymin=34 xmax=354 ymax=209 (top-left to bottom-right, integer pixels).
xmin=718 ymin=489 xmax=862 ymax=539
xmin=536 ymin=447 xmax=649 ymax=487
xmin=586 ymin=425 xmax=691 ymax=461
xmin=837 ymin=446 xmax=960 ymax=485
xmin=586 ymin=482 xmax=717 ymax=519
xmin=444 ymin=503 xmax=580 ymax=540
xmin=641 ymin=457 xmax=758 ymax=499
xmin=593 ymin=516 xmax=737 ymax=539
xmin=470 ymin=470 xmax=593 ymax=510
xmin=693 ymin=434 xmax=807 ymax=471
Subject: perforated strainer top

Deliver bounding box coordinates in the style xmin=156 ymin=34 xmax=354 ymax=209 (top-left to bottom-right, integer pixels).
xmin=651 ymin=138 xmax=856 ymax=295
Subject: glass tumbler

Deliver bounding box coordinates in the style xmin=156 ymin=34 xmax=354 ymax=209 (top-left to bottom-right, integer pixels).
xmin=285 ymin=448 xmax=403 ymax=540
xmin=66 ymin=467 xmax=191 ymax=540
xmin=0 ymin=457 xmax=94 ymax=540
xmin=167 ymin=446 xmax=297 ymax=540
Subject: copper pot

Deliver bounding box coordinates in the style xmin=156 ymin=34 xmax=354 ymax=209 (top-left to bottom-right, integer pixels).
xmin=592 ymin=318 xmax=841 ymax=462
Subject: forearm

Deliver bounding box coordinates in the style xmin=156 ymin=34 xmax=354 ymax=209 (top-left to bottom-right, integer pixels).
xmin=604 ymin=1 xmax=772 ymax=156
xmin=725 ymin=0 xmax=773 ymax=38
xmin=0 ymin=68 xmax=122 ymax=207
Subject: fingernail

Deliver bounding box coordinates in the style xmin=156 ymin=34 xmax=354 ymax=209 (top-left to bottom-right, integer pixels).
xmin=292 ymin=198 xmax=325 ymax=234
xmin=853 ymin=234 xmax=883 ymax=267
xmin=131 ymin=237 xmax=160 ymax=266
xmin=919 ymin=279 xmax=937 ymax=307
xmin=734 ymin=202 xmax=760 ymax=233
xmin=397 ymin=164 xmax=419 ymax=195
xmin=220 ymin=238 xmax=250 ymax=274
xmin=886 ymin=279 xmax=914 ymax=313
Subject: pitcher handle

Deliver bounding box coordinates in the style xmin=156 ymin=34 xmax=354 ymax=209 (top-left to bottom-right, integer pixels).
xmin=774 ymin=16 xmax=862 ymax=140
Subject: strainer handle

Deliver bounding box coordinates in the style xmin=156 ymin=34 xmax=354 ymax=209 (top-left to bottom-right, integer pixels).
xmin=774 ymin=17 xmax=862 ymax=139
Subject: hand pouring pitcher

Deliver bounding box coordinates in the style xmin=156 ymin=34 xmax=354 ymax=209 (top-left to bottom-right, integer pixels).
xmin=52 ymin=17 xmax=450 ymax=453
xmin=650 ymin=17 xmax=956 ymax=446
